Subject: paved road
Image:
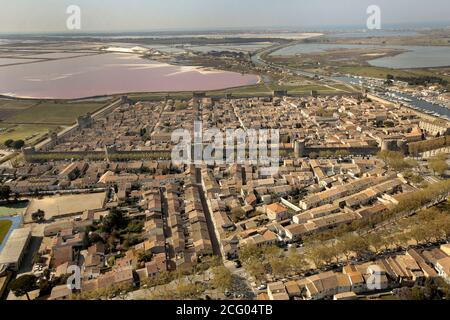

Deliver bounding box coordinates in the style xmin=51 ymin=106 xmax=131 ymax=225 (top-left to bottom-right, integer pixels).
xmin=195 ymin=167 xmax=221 ymax=257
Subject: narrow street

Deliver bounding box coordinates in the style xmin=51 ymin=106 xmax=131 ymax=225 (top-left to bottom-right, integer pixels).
xmin=195 ymin=167 xmax=221 ymax=257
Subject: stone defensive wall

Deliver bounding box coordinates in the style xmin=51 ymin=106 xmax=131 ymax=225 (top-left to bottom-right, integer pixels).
xmin=23 ymin=147 xmax=172 ymax=163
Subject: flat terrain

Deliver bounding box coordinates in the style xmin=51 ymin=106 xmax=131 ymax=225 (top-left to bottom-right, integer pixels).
xmin=0 ymin=99 xmax=110 ymax=145
xmin=128 ymin=82 xmax=354 ymax=101
xmin=335 ymin=66 xmax=450 ymax=83
xmin=266 ymin=44 xmax=450 ymax=88
xmin=0 ymin=219 xmax=12 ymax=245
xmin=0 ymin=100 xmax=35 ymax=121
xmin=24 ymin=192 xmax=107 ymax=222
xmin=0 ymin=202 xmax=29 ymax=217
xmin=0 ymin=123 xmax=60 ymax=145
xmin=3 ymin=101 xmax=106 ymax=124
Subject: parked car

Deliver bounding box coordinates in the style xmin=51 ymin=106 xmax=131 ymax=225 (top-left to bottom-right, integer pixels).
xmin=256 ymin=284 xmax=267 ymax=290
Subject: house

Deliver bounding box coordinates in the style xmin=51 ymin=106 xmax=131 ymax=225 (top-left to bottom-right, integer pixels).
xmin=283 ymin=224 xmax=309 ymax=242
xmin=309 ymin=271 xmax=340 ymax=298
xmin=285 ymin=280 xmax=302 ymax=298
xmin=292 ymin=204 xmax=340 ymax=224
xmin=406 ymin=249 xmax=439 ymax=278
xmin=136 ymin=253 xmax=168 ymax=282
xmin=239 ymin=229 xmax=278 ymax=248
xmin=48 ymin=285 xmax=73 ymax=300
xmin=245 ymin=192 xmax=257 ymax=206
xmin=365 ymin=264 xmax=390 ymax=290
xmin=267 ymin=281 xmax=289 ymax=300
xmin=92 ymin=266 xmax=134 ymax=292
xmin=435 ymin=257 xmax=450 ymax=284
xmin=440 ymin=244 xmax=450 ymax=257
xmin=0 ymin=228 xmax=32 ymax=271
xmin=343 ymin=265 xmax=367 ymax=293
xmin=266 ymin=203 xmax=290 ymax=221
xmin=52 ymin=246 xmax=73 ymax=268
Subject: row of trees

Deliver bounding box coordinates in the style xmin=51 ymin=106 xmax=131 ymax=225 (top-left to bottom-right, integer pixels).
xmin=74 ymin=256 xmax=223 ymax=300
xmin=389 ymin=179 xmax=450 ymax=215
xmin=377 ymin=150 xmax=417 ymax=171
xmin=308 ymin=150 xmax=351 ymax=159
xmin=0 ymin=185 xmax=11 ymax=201
xmin=428 ymin=154 xmax=449 ymax=176
xmin=239 ymin=244 xmax=308 ymax=280
xmin=239 ymin=197 xmax=450 ymax=278
xmin=301 ymin=179 xmax=450 ymax=245
xmin=409 ymin=136 xmax=450 ymax=156
xmin=303 ymin=204 xmax=450 ymax=269
xmin=4 ymin=139 xmax=25 ymax=150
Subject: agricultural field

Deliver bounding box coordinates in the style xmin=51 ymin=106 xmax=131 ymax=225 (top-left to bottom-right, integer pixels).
xmin=0 ymin=99 xmax=110 ymax=146
xmin=335 ymin=66 xmax=450 ymax=83
xmin=0 ymin=219 xmax=12 ymax=245
xmin=0 ymin=124 xmax=60 ymax=145
xmin=0 ymin=100 xmax=38 ymax=122
xmin=2 ymin=101 xmax=107 ymax=124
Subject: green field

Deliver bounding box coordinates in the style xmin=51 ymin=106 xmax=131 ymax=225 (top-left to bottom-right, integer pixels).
xmin=4 ymin=101 xmax=107 ymax=124
xmin=0 ymin=124 xmax=60 ymax=144
xmin=0 ymin=99 xmax=110 ymax=146
xmin=336 ymin=66 xmax=450 ymax=83
xmin=0 ymin=219 xmax=12 ymax=245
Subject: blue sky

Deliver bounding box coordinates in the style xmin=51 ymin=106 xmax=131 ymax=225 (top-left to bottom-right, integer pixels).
xmin=1 ymin=0 xmax=450 ymax=33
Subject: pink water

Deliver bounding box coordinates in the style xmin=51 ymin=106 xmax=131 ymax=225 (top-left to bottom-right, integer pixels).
xmin=0 ymin=53 xmax=258 ymax=99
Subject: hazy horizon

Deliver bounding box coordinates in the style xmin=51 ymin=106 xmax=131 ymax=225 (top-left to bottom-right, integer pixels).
xmin=1 ymin=0 xmax=450 ymax=34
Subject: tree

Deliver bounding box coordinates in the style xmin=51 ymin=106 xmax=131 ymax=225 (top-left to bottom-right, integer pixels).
xmin=175 ymin=281 xmax=205 ymax=299
xmin=230 ymin=207 xmax=246 ymax=222
xmin=101 ymin=209 xmax=127 ymax=233
xmin=309 ymin=152 xmax=318 ymax=159
xmin=12 ymin=140 xmax=25 ymax=150
xmin=137 ymin=252 xmax=153 ymax=264
xmin=377 ymin=151 xmax=412 ymax=171
xmin=429 ymin=157 xmax=448 ymax=176
xmin=286 ymin=248 xmax=308 ymax=273
xmin=319 ymin=151 xmax=334 ymax=159
xmin=426 ymin=220 xmax=445 ymax=242
xmin=335 ymin=150 xmax=350 ymax=157
xmin=367 ymin=233 xmax=383 ymax=254
xmin=0 ymin=185 xmax=11 ymax=201
xmin=409 ymin=226 xmax=428 ymax=245
xmin=4 ymin=139 xmax=14 ymax=148
xmin=306 ymin=247 xmax=322 ymax=269
xmin=437 ymin=216 xmax=450 ymax=240
xmin=393 ymin=233 xmax=411 ymax=249
xmin=211 ymin=266 xmax=233 ymax=292
xmin=31 ymin=209 xmax=45 ymax=222
xmin=306 ymin=245 xmax=334 ymax=268
xmin=245 ymin=257 xmax=266 ymax=281
xmin=269 ymin=257 xmax=290 ymax=279
xmin=9 ymin=274 xmax=38 ymax=300
xmin=239 ymin=244 xmax=263 ymax=263
xmin=336 ymin=234 xmax=368 ymax=261
xmin=380 ymin=233 xmax=395 ymax=251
